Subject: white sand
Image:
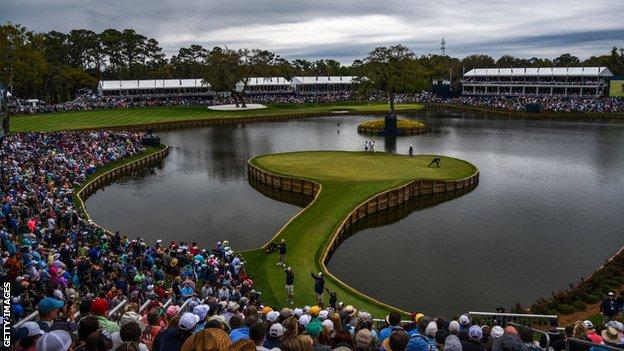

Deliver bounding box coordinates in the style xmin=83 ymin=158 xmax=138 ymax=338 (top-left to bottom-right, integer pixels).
xmin=208 ymin=104 xmax=267 ymax=111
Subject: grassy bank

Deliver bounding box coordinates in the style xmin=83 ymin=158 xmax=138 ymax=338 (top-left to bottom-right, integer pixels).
xmin=11 ymin=102 xmax=424 ymax=132
xmin=243 ymin=151 xmax=477 ymax=317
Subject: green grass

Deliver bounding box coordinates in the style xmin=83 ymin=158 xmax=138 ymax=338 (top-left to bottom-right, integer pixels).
xmin=10 ymin=102 xmax=424 ymax=132
xmin=243 ymin=151 xmax=477 ymax=317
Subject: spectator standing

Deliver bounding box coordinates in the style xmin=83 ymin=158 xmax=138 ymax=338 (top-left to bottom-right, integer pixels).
xmin=601 ymin=292 xmax=618 ymax=323
xmin=310 ymin=272 xmax=325 ymax=305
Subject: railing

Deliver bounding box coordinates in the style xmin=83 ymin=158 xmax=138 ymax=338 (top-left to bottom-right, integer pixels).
xmin=468 ymin=311 xmax=558 ymax=328
xmin=566 ymin=338 xmax=621 ymax=351
xmin=507 ymin=322 xmax=550 ymax=351
xmin=107 ymin=297 xmax=129 ymax=321
xmin=14 ymin=311 xmax=39 ymax=328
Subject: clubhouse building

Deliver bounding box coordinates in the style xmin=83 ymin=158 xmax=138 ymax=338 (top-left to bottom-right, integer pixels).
xmin=235 ymin=76 xmax=361 ymax=95
xmin=98 ymin=78 xmax=211 ymax=97
xmin=462 ymin=67 xmax=614 ymax=97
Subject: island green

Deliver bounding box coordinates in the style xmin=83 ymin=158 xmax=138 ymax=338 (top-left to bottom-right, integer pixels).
xmin=243 ymin=151 xmax=477 ymax=317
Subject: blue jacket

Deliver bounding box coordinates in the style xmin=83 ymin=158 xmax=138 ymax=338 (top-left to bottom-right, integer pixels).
xmin=406 ymin=334 xmax=432 ymax=351
xmin=230 ymin=327 xmax=250 ymax=342
xmin=380 ymin=326 xmax=404 ymax=342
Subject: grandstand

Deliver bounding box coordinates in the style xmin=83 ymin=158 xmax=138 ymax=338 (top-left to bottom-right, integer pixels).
xmin=462 ymin=67 xmax=613 ymax=97
xmin=291 ymin=76 xmax=360 ymax=94
xmin=235 ymin=77 xmax=294 ymax=94
xmin=98 ymin=78 xmax=211 ymax=97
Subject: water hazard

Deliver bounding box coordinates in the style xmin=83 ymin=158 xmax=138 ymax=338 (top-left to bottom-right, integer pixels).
xmin=85 ymin=111 xmax=624 ymax=316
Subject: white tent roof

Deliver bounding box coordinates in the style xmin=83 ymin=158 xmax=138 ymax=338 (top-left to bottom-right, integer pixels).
xmin=291 ymin=76 xmax=360 ymax=85
xmin=239 ymin=77 xmax=291 ymax=86
xmin=463 ymin=67 xmax=613 ymax=77
xmin=99 ymin=78 xmax=209 ymax=91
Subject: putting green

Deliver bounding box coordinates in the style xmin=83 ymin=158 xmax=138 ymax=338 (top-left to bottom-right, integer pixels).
xmin=10 ymin=102 xmax=424 ymax=132
xmin=243 ymin=151 xmax=478 ymax=317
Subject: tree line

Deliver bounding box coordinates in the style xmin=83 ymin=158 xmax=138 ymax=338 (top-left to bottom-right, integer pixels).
xmin=1 ymin=22 xmax=623 ymax=103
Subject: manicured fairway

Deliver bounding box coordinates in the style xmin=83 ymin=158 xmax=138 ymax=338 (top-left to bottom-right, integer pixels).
xmin=243 ymin=151 xmax=478 ymax=317
xmin=10 ymin=102 xmax=424 ymax=132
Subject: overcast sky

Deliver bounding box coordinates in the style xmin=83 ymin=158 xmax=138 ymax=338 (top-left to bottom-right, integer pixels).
xmin=3 ymin=0 xmax=623 ymax=64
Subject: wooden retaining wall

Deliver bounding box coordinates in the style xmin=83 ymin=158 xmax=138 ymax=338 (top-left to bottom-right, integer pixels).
xmin=247 ymin=162 xmax=479 ymax=265
xmin=75 ymin=146 xmax=170 ymax=234
xmin=357 ymin=125 xmax=426 ymax=135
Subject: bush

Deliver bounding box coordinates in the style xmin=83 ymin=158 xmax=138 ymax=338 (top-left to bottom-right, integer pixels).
xmin=359 ymin=118 xmax=425 ymax=130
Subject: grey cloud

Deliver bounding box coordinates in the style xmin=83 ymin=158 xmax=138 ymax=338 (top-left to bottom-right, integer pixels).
xmin=2 ymin=0 xmax=623 ymax=63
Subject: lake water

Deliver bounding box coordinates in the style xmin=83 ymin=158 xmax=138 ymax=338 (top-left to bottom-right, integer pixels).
xmin=85 ymin=111 xmax=624 ymax=316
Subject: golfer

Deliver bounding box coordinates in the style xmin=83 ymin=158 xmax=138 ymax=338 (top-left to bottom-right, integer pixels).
xmin=277 ymin=239 xmax=286 ymax=266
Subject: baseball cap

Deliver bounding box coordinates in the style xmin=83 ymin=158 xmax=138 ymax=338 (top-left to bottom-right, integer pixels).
xmin=299 ymin=314 xmax=311 ymax=328
xmin=36 ymin=330 xmax=72 ymax=351
xmin=608 ymin=292 xmax=615 ymax=296
xmin=448 ymin=320 xmax=460 ymax=333
xmin=90 ymin=298 xmax=109 ymax=316
xmin=166 ymin=305 xmax=181 ymax=317
xmin=318 ymin=310 xmax=329 ymax=320
xmin=279 ymin=308 xmax=292 ymax=319
xmin=459 ymin=314 xmax=470 ymax=326
xmin=269 ymin=323 xmax=285 ymax=337
xmin=38 ymin=297 xmax=65 ymax=314
xmin=468 ymin=325 xmax=483 ymax=340
xmin=425 ymin=321 xmax=438 ymax=337
xmin=193 ymin=304 xmax=210 ymax=321
xmin=120 ymin=311 xmax=146 ymax=330
xmin=491 ymin=326 xmax=504 ymax=339
xmin=310 ymin=306 xmax=321 ymax=317
xmin=583 ymin=320 xmax=594 ymax=330
xmin=266 ymin=311 xmax=280 ymax=323
xmin=21 ymin=321 xmax=45 ymax=337
xmin=179 ymin=312 xmax=200 ymax=331
xmin=293 ymin=308 xmax=303 ymax=317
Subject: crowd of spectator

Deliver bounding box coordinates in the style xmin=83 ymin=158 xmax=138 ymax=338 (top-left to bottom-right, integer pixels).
xmin=11 ymin=90 xmax=624 ymax=116
xmin=2 ymin=131 xmax=624 ymax=351
xmin=395 ymin=92 xmax=624 ymax=113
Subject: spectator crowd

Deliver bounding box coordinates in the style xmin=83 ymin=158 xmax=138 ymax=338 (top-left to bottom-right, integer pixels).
xmin=2 ymin=108 xmax=624 ymax=351
xmin=9 ymin=90 xmax=624 ymax=116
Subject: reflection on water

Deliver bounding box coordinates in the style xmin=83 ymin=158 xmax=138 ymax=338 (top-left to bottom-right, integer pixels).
xmin=86 ymin=112 xmax=624 ymax=316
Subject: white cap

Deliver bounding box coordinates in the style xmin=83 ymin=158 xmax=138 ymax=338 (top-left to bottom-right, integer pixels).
xmin=21 ymin=321 xmax=44 ymax=337
xmin=120 ymin=311 xmax=146 ymax=331
xmin=491 ymin=326 xmax=504 ymax=339
xmin=583 ymin=320 xmax=594 ymax=330
xmin=318 ymin=310 xmax=329 ymax=320
xmin=266 ymin=311 xmax=280 ymax=323
xmin=293 ymin=308 xmax=303 ymax=317
xmin=179 ymin=312 xmax=200 ymax=331
xmin=193 ymin=304 xmax=210 ymax=321
xmin=36 ymin=330 xmax=72 ymax=351
xmin=449 ymin=320 xmax=460 ymax=333
xmin=425 ymin=321 xmax=438 ymax=337
xmin=299 ymin=314 xmax=311 ymax=328
xmin=322 ymin=319 xmax=334 ymax=332
xmin=459 ymin=314 xmax=470 ymax=326
xmin=270 ymin=323 xmax=285 ymax=337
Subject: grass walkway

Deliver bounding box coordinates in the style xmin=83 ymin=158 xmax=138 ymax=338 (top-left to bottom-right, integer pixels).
xmin=243 ymin=151 xmax=477 ymax=317
xmin=10 ymin=102 xmax=424 ymax=132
